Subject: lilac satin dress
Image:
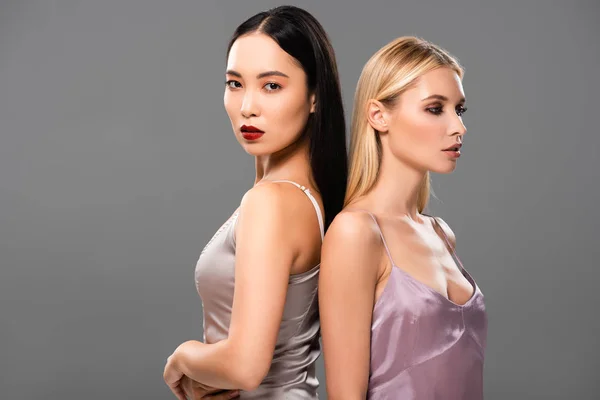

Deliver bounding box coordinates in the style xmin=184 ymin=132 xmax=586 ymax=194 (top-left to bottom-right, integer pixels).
xmin=365 ymin=212 xmax=488 ymax=400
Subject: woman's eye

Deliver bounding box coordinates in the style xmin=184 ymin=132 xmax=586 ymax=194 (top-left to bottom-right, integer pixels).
xmin=427 ymin=107 xmax=443 ymax=115
xmin=456 ymin=106 xmax=468 ymax=116
xmin=225 ymin=80 xmax=242 ymax=89
xmin=264 ymin=82 xmax=281 ymax=91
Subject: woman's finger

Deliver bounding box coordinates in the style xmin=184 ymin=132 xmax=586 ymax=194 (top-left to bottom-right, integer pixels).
xmin=202 ymin=390 xmax=240 ymax=399
xmin=168 ymin=383 xmax=188 ymax=400
xmin=180 ymin=376 xmax=194 ymax=398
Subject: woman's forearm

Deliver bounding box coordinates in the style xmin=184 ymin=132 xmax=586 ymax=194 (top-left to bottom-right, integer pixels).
xmin=172 ymin=340 xmax=262 ymax=391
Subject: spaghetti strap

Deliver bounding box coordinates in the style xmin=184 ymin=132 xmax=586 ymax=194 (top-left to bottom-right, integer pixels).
xmin=351 ymin=209 xmax=396 ymax=267
xmin=430 ymin=216 xmax=468 ymax=274
xmin=268 ymin=180 xmax=324 ymax=240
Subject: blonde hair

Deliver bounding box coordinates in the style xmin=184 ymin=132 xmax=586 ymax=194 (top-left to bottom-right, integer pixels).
xmin=345 ymin=36 xmax=463 ymax=211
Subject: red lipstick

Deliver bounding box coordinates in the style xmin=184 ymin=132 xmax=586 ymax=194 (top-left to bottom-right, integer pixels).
xmin=241 ymin=125 xmax=264 ymax=141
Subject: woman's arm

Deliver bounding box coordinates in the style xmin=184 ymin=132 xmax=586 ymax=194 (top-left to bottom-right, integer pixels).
xmin=318 ymin=211 xmax=383 ymax=400
xmin=166 ymin=184 xmax=301 ymax=391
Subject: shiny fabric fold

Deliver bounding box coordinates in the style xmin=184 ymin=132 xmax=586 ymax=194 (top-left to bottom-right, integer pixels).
xmin=366 ymin=213 xmax=488 ymax=400
xmin=195 ymin=181 xmax=324 ymax=399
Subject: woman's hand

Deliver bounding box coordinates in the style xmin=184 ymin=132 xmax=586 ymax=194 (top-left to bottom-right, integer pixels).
xmin=164 ymin=353 xmax=240 ymax=400
xmin=180 ymin=375 xmax=240 ymax=399
xmin=164 ymin=354 xmax=187 ymax=400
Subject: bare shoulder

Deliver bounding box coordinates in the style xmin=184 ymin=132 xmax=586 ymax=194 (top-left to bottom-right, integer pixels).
xmin=325 ymin=209 xmax=381 ymax=248
xmin=239 ymin=182 xmax=309 ymax=222
xmin=428 ymin=215 xmax=457 ymax=248
xmin=241 ymin=182 xmax=284 ymax=208
xmin=321 ymin=209 xmax=384 ymax=275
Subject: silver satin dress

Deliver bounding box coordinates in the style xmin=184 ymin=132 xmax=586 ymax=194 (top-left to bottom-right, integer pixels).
xmin=195 ymin=180 xmax=324 ymax=399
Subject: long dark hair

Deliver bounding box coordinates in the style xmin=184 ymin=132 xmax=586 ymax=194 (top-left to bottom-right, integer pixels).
xmin=226 ymin=5 xmax=347 ymax=231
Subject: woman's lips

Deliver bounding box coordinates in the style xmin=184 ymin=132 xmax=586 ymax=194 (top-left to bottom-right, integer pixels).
xmin=443 ymin=143 xmax=462 ymax=158
xmin=242 ymin=132 xmax=263 ymax=140
xmin=444 ymin=150 xmax=461 ymax=158
xmin=241 ymin=125 xmax=264 ymax=141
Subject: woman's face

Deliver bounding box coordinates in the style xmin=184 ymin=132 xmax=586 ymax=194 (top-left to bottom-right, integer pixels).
xmin=224 ymin=33 xmax=315 ymax=156
xmin=382 ymin=67 xmax=467 ymax=174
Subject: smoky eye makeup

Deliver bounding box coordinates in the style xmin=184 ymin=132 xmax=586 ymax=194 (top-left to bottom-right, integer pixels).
xmin=425 ymin=103 xmax=444 ymax=115
xmin=425 ymin=103 xmax=468 ymax=116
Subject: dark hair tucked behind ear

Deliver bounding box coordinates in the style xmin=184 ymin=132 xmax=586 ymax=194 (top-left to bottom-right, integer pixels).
xmin=227 ymin=5 xmax=348 ymax=232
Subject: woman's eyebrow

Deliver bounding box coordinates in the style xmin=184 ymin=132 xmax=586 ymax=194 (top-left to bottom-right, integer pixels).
xmin=225 ymin=70 xmax=290 ymax=79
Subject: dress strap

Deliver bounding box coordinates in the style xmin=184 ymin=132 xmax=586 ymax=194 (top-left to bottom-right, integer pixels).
xmin=350 ymin=209 xmax=396 ymax=267
xmin=430 ymin=216 xmax=467 ymax=274
xmin=268 ymin=180 xmax=324 ymax=240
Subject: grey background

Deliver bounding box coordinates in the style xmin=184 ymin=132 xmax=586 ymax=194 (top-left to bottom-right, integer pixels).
xmin=1 ymin=0 xmax=598 ymax=399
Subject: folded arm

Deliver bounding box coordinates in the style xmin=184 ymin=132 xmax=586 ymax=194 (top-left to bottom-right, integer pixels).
xmin=170 ymin=184 xmax=298 ymax=391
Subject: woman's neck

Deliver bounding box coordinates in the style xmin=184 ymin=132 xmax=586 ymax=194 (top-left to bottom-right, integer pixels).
xmin=254 ymin=135 xmax=312 ymax=186
xmin=363 ymin=148 xmax=426 ymax=221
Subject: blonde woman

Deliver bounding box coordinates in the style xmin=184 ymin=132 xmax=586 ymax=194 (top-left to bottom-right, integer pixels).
xmin=319 ymin=37 xmax=488 ymax=399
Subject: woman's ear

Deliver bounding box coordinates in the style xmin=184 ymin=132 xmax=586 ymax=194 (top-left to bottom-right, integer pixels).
xmin=310 ymin=93 xmax=316 ymax=113
xmin=366 ymin=100 xmax=389 ymax=133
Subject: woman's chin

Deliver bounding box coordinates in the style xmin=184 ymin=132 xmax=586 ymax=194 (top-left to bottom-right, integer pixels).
xmin=240 ymin=143 xmax=270 ymax=157
xmin=431 ymin=162 xmax=459 ymax=174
